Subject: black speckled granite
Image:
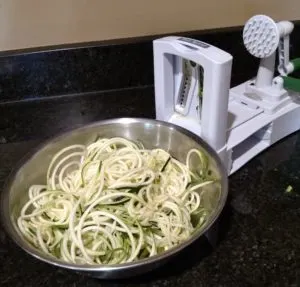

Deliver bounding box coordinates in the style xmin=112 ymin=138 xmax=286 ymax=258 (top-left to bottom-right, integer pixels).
xmin=0 ymin=86 xmax=155 ymax=143
xmin=1 ymin=23 xmax=299 ymax=103
xmin=0 ymin=44 xmax=154 ymax=102
xmin=0 ymin=130 xmax=299 ymax=287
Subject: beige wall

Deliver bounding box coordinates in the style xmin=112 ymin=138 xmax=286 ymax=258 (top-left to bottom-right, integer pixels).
xmin=0 ymin=0 xmax=299 ymax=52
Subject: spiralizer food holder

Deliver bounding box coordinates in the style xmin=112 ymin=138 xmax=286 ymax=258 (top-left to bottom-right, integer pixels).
xmin=153 ymin=15 xmax=300 ymax=175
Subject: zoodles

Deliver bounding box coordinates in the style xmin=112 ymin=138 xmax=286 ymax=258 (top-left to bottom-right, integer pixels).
xmin=17 ymin=137 xmax=216 ymax=265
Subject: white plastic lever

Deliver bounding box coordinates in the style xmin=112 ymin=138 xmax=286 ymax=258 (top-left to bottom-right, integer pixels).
xmin=277 ymin=21 xmax=294 ymax=76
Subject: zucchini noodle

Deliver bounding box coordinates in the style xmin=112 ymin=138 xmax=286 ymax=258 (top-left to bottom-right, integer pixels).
xmin=17 ymin=137 xmax=216 ymax=265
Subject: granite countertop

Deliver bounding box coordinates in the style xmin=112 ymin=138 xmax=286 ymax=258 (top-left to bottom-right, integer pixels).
xmin=0 ymin=129 xmax=299 ymax=287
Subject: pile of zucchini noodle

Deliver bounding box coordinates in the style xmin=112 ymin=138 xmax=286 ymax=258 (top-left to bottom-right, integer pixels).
xmin=17 ymin=137 xmax=217 ymax=265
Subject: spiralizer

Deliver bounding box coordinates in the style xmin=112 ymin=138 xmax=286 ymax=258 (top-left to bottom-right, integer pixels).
xmin=153 ymin=15 xmax=300 ymax=175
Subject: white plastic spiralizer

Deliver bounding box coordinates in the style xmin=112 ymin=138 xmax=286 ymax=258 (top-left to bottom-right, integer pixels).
xmin=153 ymin=15 xmax=300 ymax=175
